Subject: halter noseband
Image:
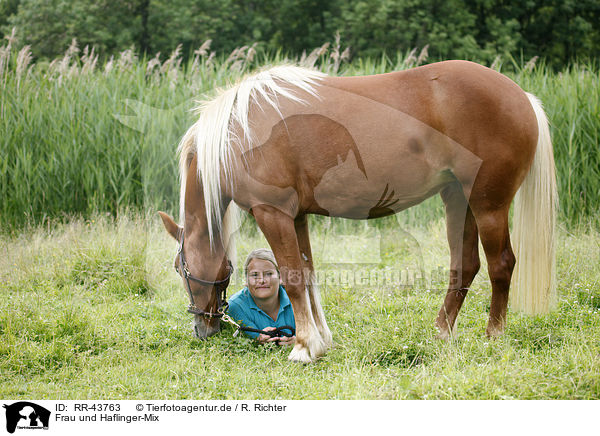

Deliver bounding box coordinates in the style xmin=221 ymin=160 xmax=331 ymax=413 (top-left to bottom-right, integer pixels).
xmin=175 ymin=232 xmax=233 ymax=319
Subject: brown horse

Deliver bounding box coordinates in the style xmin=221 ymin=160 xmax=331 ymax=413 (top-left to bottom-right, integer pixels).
xmin=159 ymin=61 xmax=557 ymax=363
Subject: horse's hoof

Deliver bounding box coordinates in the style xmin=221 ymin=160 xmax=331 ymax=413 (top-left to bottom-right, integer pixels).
xmin=320 ymin=327 xmax=333 ymax=349
xmin=288 ymin=344 xmax=315 ymax=363
xmin=435 ymin=322 xmax=457 ymax=340
xmin=436 ymin=330 xmax=451 ymax=340
xmin=309 ymin=336 xmax=328 ymax=360
xmin=485 ymin=328 xmax=505 ymax=338
xmin=288 ymin=331 xmax=328 ymax=363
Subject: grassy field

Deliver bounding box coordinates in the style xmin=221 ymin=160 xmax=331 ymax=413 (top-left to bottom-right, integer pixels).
xmin=1 ymin=213 xmax=599 ymax=399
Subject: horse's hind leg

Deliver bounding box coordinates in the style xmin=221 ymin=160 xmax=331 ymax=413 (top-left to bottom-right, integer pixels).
xmin=294 ymin=215 xmax=333 ymax=348
xmin=251 ymin=205 xmax=327 ymax=363
xmin=471 ymin=206 xmax=515 ymax=337
xmin=436 ymin=182 xmax=480 ymax=339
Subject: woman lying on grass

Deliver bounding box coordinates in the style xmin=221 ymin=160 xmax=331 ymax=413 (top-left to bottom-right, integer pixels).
xmin=228 ymin=249 xmax=296 ymax=345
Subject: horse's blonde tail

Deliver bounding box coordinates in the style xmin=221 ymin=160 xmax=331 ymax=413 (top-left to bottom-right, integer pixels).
xmin=511 ymin=93 xmax=558 ymax=314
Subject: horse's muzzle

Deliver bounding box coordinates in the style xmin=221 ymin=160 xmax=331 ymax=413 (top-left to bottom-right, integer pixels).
xmin=193 ymin=317 xmax=221 ymax=339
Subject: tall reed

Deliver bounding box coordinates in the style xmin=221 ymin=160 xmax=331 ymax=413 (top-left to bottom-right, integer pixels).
xmin=1 ymin=35 xmax=598 ymax=231
xmin=512 ymin=60 xmax=600 ymax=225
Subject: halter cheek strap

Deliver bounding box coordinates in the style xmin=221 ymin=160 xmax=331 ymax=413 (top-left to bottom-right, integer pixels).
xmin=176 ymin=232 xmax=233 ymax=319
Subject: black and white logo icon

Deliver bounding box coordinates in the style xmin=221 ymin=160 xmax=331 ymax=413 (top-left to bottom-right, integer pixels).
xmin=3 ymin=402 xmax=50 ymax=434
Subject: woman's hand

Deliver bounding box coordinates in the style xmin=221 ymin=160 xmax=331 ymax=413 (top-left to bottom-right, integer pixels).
xmin=257 ymin=327 xmax=277 ymax=344
xmin=274 ymin=335 xmax=296 ymax=346
xmin=256 ymin=327 xmax=296 ymax=346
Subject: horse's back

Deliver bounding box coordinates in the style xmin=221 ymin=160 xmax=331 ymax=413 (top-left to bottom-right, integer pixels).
xmin=321 ymin=60 xmax=539 ymax=203
xmin=325 ymin=60 xmax=537 ymax=155
xmin=232 ymin=61 xmax=539 ymax=218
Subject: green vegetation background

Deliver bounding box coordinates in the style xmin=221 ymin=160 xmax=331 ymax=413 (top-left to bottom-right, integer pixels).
xmin=1 ymin=31 xmax=598 ymax=230
xmin=1 ymin=0 xmax=599 ymax=68
xmin=1 ymin=1 xmax=599 ymax=230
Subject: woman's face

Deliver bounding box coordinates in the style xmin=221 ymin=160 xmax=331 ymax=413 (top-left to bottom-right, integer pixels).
xmin=246 ymin=258 xmax=281 ymax=301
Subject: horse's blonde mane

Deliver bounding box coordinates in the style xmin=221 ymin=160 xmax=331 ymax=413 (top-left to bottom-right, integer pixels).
xmin=178 ymin=65 xmax=326 ymax=246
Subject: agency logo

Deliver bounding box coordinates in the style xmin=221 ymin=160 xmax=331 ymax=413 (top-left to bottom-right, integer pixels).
xmin=3 ymin=402 xmax=50 ymax=434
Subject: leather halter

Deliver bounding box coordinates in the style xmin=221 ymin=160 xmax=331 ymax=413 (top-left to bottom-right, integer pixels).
xmin=175 ymin=232 xmax=233 ymax=319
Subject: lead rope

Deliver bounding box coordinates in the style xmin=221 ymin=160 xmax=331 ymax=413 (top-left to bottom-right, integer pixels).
xmin=220 ymin=314 xmax=295 ymax=338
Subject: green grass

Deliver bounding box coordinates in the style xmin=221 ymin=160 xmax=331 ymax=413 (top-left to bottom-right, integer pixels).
xmin=1 ymin=214 xmax=598 ymax=399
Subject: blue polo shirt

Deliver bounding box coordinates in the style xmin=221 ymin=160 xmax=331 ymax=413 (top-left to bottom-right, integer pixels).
xmin=227 ymin=285 xmax=295 ymax=339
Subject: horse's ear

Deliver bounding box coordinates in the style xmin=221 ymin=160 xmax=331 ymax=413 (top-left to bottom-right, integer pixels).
xmin=158 ymin=211 xmax=182 ymax=242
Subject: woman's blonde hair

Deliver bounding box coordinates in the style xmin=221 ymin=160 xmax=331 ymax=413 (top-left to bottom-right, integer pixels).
xmin=244 ymin=248 xmax=279 ymax=277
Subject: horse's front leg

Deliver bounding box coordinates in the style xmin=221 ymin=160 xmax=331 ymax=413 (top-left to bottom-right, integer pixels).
xmin=252 ymin=205 xmax=327 ymax=363
xmin=294 ymin=214 xmax=332 ymax=348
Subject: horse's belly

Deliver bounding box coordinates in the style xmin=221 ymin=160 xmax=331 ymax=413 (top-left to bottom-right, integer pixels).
xmin=312 ymin=156 xmax=454 ymax=219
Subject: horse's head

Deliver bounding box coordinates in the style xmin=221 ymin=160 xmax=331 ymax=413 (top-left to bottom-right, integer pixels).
xmin=159 ymin=211 xmax=232 ymax=339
